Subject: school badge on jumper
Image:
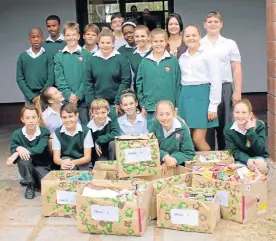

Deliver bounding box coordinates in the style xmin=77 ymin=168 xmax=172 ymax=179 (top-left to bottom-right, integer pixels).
xmin=175 ymin=132 xmax=181 ymax=139
xmin=78 ymin=56 xmax=84 ymax=62
xmin=246 ymin=140 xmax=251 ymax=148
xmin=58 ymin=49 xmax=62 ymax=52
xmin=164 ymin=66 xmax=171 ymax=72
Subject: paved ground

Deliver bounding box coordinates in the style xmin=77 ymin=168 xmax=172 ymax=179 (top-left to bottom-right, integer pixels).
xmin=0 ymin=125 xmax=276 ymax=241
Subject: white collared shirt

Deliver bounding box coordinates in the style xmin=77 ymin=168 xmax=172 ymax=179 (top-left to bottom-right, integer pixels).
xmin=179 ymin=45 xmax=222 ymax=112
xmin=146 ymin=50 xmax=171 ymax=65
xmin=22 ymin=125 xmax=41 ymax=141
xmin=118 ymin=113 xmax=148 ymax=135
xmin=230 ymin=121 xmax=247 ymax=135
xmin=52 ymin=122 xmax=94 ymax=150
xmin=62 ymin=45 xmax=82 ymax=53
xmin=26 ymin=47 xmax=45 ymax=59
xmin=93 ymin=49 xmax=120 ymax=60
xmin=133 ymin=47 xmax=151 ymax=57
xmin=83 ymin=44 xmax=98 ymax=54
xmin=163 ymin=118 xmax=182 ymax=139
xmin=200 ymin=35 xmax=241 ymax=83
xmin=87 ymin=117 xmax=112 ymax=132
xmin=45 ymin=33 xmax=64 ymax=42
xmin=42 ymin=106 xmax=63 ymax=134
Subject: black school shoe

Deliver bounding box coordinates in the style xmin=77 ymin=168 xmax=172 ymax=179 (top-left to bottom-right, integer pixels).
xmin=19 ymin=179 xmax=28 ymax=187
xmin=25 ymin=183 xmax=35 ymax=199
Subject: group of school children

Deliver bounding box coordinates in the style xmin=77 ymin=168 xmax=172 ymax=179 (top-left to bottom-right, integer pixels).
xmin=6 ymin=12 xmax=269 ymax=199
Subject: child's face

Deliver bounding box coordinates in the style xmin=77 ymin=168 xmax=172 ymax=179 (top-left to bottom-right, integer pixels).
xmin=134 ymin=29 xmax=149 ymax=48
xmin=123 ymin=26 xmax=135 ymax=46
xmin=61 ymin=111 xmax=79 ymax=129
xmin=233 ymin=103 xmax=252 ymax=126
xmin=46 ymin=20 xmax=60 ymax=38
xmin=111 ymin=17 xmax=124 ymax=32
xmin=204 ymin=16 xmax=223 ymax=35
xmin=99 ymin=36 xmax=114 ymax=55
xmin=168 ymin=17 xmax=180 ymax=35
xmin=120 ymin=96 xmax=138 ymax=116
xmin=92 ymin=108 xmax=109 ymax=126
xmin=21 ymin=110 xmax=39 ymax=130
xmin=151 ymin=34 xmax=167 ymax=54
xmin=83 ymin=30 xmax=98 ymax=46
xmin=29 ymin=29 xmax=43 ymax=50
xmin=183 ymin=26 xmax=200 ymax=49
xmin=48 ymin=87 xmax=64 ymax=104
xmin=64 ymin=29 xmax=80 ymax=47
xmin=156 ymin=104 xmax=175 ymax=130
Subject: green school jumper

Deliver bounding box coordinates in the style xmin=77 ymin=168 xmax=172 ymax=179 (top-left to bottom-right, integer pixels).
xmin=54 ymin=48 xmax=91 ymax=103
xmin=10 ymin=127 xmax=51 ymax=166
xmin=136 ymin=55 xmax=181 ymax=112
xmin=16 ymin=51 xmax=54 ymax=101
xmin=151 ymin=119 xmax=195 ymax=165
xmin=118 ymin=45 xmax=135 ymax=61
xmin=54 ymin=124 xmax=90 ymax=160
xmin=42 ymin=39 xmax=66 ymax=58
xmin=84 ymin=53 xmax=131 ymax=107
xmin=224 ymin=120 xmax=269 ymax=165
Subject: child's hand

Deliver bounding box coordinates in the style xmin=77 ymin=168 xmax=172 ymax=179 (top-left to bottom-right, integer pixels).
xmin=95 ymin=143 xmax=102 ymax=157
xmin=69 ymin=94 xmax=79 ymax=104
xmin=247 ymin=159 xmax=256 ymax=171
xmin=32 ymin=96 xmax=39 ymax=104
xmin=245 ymin=117 xmax=256 ymax=130
xmin=16 ymin=146 xmax=31 ymax=160
xmin=141 ymin=107 xmax=147 ymax=118
xmin=164 ymin=155 xmax=177 ymax=167
xmin=161 ymin=162 xmax=168 ymax=177
xmin=115 ymin=104 xmax=122 ymax=115
xmin=61 ymin=159 xmax=73 ymax=170
xmin=208 ymin=112 xmax=217 ymax=121
xmin=6 ymin=152 xmax=19 ymax=166
xmin=70 ymin=161 xmax=76 ymax=170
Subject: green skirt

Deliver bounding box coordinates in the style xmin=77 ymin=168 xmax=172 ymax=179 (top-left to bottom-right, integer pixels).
xmin=178 ymin=84 xmax=218 ymax=129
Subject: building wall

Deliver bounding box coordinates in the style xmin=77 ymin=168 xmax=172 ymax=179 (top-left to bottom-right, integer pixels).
xmin=175 ymin=0 xmax=267 ymax=93
xmin=0 ymin=0 xmax=76 ymax=103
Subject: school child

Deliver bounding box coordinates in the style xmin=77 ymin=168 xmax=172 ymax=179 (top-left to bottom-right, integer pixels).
xmin=54 ymin=21 xmax=91 ymax=124
xmin=118 ymin=89 xmax=148 ymax=135
xmin=136 ymin=28 xmax=181 ymax=128
xmin=224 ymin=99 xmax=269 ymax=175
xmin=6 ymin=105 xmax=51 ymax=199
xmin=84 ymin=29 xmax=131 ymax=116
xmin=42 ymin=15 xmax=66 ymax=58
xmin=87 ymin=99 xmax=120 ymax=164
xmin=201 ymin=12 xmax=242 ymax=151
xmin=52 ymin=103 xmax=93 ymax=170
xmin=151 ymin=101 xmax=195 ymax=173
xmin=83 ymin=24 xmax=100 ymax=54
xmin=111 ymin=13 xmax=127 ymax=50
xmin=16 ymin=27 xmax=54 ymax=105
xmin=178 ymin=24 xmax=221 ymax=151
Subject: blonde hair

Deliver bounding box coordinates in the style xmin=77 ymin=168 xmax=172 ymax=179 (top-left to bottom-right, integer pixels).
xmin=63 ymin=21 xmax=80 ymax=34
xmin=120 ymin=89 xmax=138 ymax=104
xmin=90 ymin=98 xmax=110 ymax=112
xmin=149 ymin=28 xmax=168 ymax=42
xmin=98 ymin=29 xmax=115 ymax=43
xmin=233 ymin=98 xmax=256 ymax=119
xmin=204 ymin=11 xmax=222 ymax=22
xmin=84 ymin=23 xmax=100 ymax=35
xmin=183 ymin=24 xmax=201 ymax=36
xmin=135 ymin=25 xmax=150 ymax=35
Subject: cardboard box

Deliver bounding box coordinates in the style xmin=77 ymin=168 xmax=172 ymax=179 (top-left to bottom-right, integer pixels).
xmin=157 ymin=185 xmax=220 ymax=233
xmin=76 ymin=179 xmax=152 ymax=236
xmin=185 ymin=151 xmax=234 ymax=169
xmin=41 ymin=171 xmax=92 ymax=217
xmin=192 ymin=174 xmax=268 ymax=223
xmin=115 ymin=134 xmax=161 ymax=178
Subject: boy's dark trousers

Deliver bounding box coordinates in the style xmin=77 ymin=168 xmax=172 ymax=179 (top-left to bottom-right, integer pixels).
xmin=17 ymin=158 xmax=50 ymax=188
xmin=92 ymin=140 xmax=116 ymax=166
xmin=206 ymin=82 xmax=233 ymax=150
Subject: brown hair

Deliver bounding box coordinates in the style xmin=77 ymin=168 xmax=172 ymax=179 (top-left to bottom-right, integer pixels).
xmin=134 ymin=25 xmax=150 ymax=36
xmin=183 ymin=24 xmax=201 ymax=36
xmin=149 ymin=28 xmax=168 ymax=41
xmin=60 ymin=103 xmax=78 ymax=115
xmin=63 ymin=21 xmax=80 ymax=34
xmin=233 ymin=98 xmax=255 ymax=116
xmin=84 ymin=23 xmax=100 ymax=35
xmin=90 ymin=98 xmax=110 ymax=112
xmin=21 ymin=105 xmax=40 ymax=118
xmin=204 ymin=11 xmax=222 ymax=22
xmin=98 ymin=29 xmax=115 ymax=43
xmin=120 ymin=89 xmax=138 ymax=103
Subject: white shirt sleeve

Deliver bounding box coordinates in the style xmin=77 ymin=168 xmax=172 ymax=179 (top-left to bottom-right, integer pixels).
xmin=52 ymin=132 xmax=61 ymax=150
xmin=229 ymin=40 xmax=241 ymax=62
xmin=84 ymin=131 xmax=94 ymax=148
xmin=206 ymin=51 xmax=222 ymax=112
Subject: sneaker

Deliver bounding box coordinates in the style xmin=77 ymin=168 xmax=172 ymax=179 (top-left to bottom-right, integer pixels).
xmin=24 ymin=183 xmax=35 ymax=199
xmin=19 ymin=179 xmax=28 ymax=187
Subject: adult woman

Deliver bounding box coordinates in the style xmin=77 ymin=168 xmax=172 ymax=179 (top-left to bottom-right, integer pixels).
xmin=166 ymin=13 xmax=187 ymax=59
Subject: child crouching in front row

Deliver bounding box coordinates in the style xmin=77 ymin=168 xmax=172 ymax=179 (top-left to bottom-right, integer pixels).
xmin=52 ymin=103 xmax=94 ymax=170
xmin=6 ymin=105 xmax=51 ymax=199
xmin=150 ymin=100 xmax=195 ymax=175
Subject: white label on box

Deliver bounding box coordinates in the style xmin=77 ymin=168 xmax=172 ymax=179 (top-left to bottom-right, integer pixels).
xmin=170 ymin=209 xmax=198 ymax=226
xmin=56 ymin=190 xmax=76 ymax=205
xmin=245 ymin=184 xmax=251 ymax=191
xmin=218 ymin=191 xmax=229 ymax=207
xmin=91 ymin=205 xmax=119 ymax=222
xmin=124 ymin=147 xmax=151 ymax=163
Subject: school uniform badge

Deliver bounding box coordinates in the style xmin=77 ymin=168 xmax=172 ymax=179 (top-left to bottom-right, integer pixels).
xmin=78 ymin=56 xmax=84 ymax=62
xmin=164 ymin=66 xmax=171 ymax=72
xmin=58 ymin=49 xmax=62 ymax=52
xmin=246 ymin=140 xmax=251 ymax=148
xmin=175 ymin=132 xmax=181 ymax=139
